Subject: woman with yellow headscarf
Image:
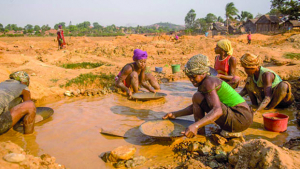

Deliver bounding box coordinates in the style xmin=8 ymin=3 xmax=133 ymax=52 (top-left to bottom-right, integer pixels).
xmin=239 ymin=53 xmax=294 ymax=112
xmin=214 ymin=39 xmax=240 ymax=88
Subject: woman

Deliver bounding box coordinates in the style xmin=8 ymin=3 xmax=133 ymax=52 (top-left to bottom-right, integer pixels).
xmin=214 ymin=39 xmax=240 ymax=88
xmin=163 ymin=54 xmax=252 ymax=138
xmin=115 ymin=49 xmax=160 ymax=97
xmin=239 ymin=53 xmax=294 ymax=112
xmin=0 ymin=71 xmax=36 ymax=135
xmin=57 ymin=25 xmax=66 ymax=50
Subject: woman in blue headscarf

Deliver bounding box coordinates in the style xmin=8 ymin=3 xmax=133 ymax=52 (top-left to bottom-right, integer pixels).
xmin=115 ymin=49 xmax=160 ymax=97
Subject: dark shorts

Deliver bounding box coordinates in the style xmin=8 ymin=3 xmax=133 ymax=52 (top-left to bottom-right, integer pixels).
xmin=214 ymin=103 xmax=253 ymax=132
xmin=0 ymin=108 xmax=12 ymax=134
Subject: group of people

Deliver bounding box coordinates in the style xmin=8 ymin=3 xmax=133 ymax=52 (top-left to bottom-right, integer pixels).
xmin=0 ymin=38 xmax=294 ymax=139
xmin=115 ymin=39 xmax=294 ymax=138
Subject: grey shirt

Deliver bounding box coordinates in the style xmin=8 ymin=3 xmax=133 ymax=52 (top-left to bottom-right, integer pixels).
xmin=0 ymin=80 xmax=29 ymax=115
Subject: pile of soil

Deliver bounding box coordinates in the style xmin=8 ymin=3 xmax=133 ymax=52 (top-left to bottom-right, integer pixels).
xmin=140 ymin=120 xmax=186 ymax=137
xmin=0 ymin=141 xmax=65 ymax=168
xmin=228 ymin=139 xmax=300 ymax=169
xmin=282 ymin=137 xmax=300 ymax=151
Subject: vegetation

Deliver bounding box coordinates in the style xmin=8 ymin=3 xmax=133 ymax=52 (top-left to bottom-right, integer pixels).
xmin=283 ymin=53 xmax=300 ymax=60
xmin=64 ymin=73 xmax=115 ymax=88
xmin=271 ymin=0 xmax=300 ymax=19
xmin=225 ymin=2 xmax=239 ymax=31
xmin=61 ymin=62 xmax=110 ymax=69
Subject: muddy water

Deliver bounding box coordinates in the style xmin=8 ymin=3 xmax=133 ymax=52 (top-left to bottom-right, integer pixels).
xmin=0 ymin=80 xmax=299 ymax=168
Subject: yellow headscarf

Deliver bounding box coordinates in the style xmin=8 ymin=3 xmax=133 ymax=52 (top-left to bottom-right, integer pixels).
xmin=217 ymin=39 xmax=233 ymax=56
xmin=240 ymin=53 xmax=261 ymax=68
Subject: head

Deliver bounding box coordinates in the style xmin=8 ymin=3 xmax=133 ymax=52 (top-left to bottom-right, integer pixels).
xmin=58 ymin=25 xmax=62 ymax=29
xmin=184 ymin=54 xmax=211 ymax=87
xmin=215 ymin=39 xmax=233 ymax=56
xmin=9 ymin=71 xmax=30 ymax=86
xmin=240 ymin=53 xmax=260 ymax=76
xmin=133 ymin=49 xmax=147 ymax=69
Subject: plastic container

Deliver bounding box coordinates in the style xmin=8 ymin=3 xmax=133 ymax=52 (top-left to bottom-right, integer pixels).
xmin=155 ymin=67 xmax=163 ymax=73
xmin=171 ymin=64 xmax=180 ymax=74
xmin=262 ymin=113 xmax=289 ymax=132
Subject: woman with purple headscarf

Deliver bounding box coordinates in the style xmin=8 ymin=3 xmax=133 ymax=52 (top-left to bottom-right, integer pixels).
xmin=115 ymin=49 xmax=160 ymax=97
xmin=57 ymin=25 xmax=66 ymax=50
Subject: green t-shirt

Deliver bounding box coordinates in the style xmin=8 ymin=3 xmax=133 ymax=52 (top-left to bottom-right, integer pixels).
xmin=253 ymin=66 xmax=282 ymax=88
xmin=217 ymin=81 xmax=245 ymax=107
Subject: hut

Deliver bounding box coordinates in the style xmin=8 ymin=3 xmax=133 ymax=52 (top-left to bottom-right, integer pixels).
xmin=282 ymin=20 xmax=300 ymax=30
xmin=228 ymin=24 xmax=239 ymax=34
xmin=256 ymin=15 xmax=281 ymax=33
xmin=244 ymin=19 xmax=257 ymax=33
xmin=212 ymin=22 xmax=227 ymax=36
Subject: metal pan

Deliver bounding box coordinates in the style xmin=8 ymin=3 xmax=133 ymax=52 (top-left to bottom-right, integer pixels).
xmin=131 ymin=92 xmax=167 ymax=101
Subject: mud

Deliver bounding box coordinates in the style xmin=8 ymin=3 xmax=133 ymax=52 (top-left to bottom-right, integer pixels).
xmin=140 ymin=120 xmax=186 ymax=137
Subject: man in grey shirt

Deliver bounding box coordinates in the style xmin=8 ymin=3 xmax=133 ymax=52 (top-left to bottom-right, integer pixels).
xmin=0 ymin=71 xmax=36 ymax=134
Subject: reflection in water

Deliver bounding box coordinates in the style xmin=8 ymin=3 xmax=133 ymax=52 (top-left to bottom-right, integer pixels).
xmin=0 ymin=80 xmax=298 ymax=168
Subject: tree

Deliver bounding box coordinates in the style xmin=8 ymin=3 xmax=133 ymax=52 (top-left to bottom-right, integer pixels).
xmin=255 ymin=13 xmax=263 ymax=19
xmin=271 ymin=0 xmax=300 ymax=19
xmin=185 ymin=9 xmax=196 ymax=29
xmin=5 ymin=24 xmax=11 ymax=30
xmin=268 ymin=8 xmax=281 ymax=16
xmin=24 ymin=24 xmax=33 ymax=31
xmin=195 ymin=18 xmax=209 ymax=33
xmin=0 ymin=23 xmax=3 ymax=32
xmin=93 ymin=22 xmax=103 ymax=30
xmin=217 ymin=16 xmax=224 ymax=22
xmin=34 ymin=25 xmax=41 ymax=32
xmin=225 ymin=2 xmax=239 ymax=32
xmin=205 ymin=13 xmax=217 ymax=23
xmin=240 ymin=11 xmax=253 ymax=22
xmin=41 ymin=24 xmax=51 ymax=31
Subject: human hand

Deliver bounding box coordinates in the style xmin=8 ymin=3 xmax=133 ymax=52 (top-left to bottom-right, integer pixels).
xmin=181 ymin=124 xmax=198 ymax=138
xmin=149 ymin=88 xmax=156 ymax=93
xmin=162 ymin=113 xmax=176 ymax=120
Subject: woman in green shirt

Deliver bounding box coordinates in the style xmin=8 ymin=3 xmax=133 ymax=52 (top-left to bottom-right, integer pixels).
xmin=239 ymin=53 xmax=294 ymax=112
xmin=163 ymin=54 xmax=253 ymax=138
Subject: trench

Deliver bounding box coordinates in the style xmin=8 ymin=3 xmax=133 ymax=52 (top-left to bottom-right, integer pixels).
xmin=0 ymin=80 xmax=299 ymax=168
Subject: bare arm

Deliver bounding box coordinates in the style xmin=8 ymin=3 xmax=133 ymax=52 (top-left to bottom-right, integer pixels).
xmin=255 ymin=72 xmax=274 ymax=112
xmin=140 ymin=68 xmax=155 ymax=92
xmin=22 ymin=89 xmax=31 ymax=101
xmin=115 ymin=65 xmax=132 ymax=95
xmin=218 ymin=57 xmax=237 ymax=80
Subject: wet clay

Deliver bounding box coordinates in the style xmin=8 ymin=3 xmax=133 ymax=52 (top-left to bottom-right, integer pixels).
xmin=140 ymin=120 xmax=186 ymax=137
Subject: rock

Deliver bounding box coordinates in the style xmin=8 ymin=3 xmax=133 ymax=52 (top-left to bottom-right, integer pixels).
xmin=125 ymin=156 xmax=146 ymax=168
xmin=80 ymin=89 xmax=85 ymax=94
xmin=64 ymin=91 xmax=72 ymax=97
xmin=188 ymin=142 xmax=200 ymax=152
xmin=198 ymin=145 xmax=211 ymax=156
xmin=212 ymin=134 xmax=228 ymax=145
xmin=215 ymin=153 xmax=227 ymax=163
xmin=228 ymin=137 xmax=245 ymax=146
xmin=110 ymin=145 xmax=136 ymax=161
xmin=113 ymin=161 xmax=125 ymax=168
xmin=209 ymin=160 xmax=219 ymax=168
xmin=100 ymin=152 xmax=111 ymax=163
xmin=3 ymin=153 xmax=26 ymax=163
xmin=31 ymin=73 xmax=36 ymax=76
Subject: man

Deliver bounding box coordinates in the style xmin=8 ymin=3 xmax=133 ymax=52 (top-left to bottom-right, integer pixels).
xmin=0 ymin=71 xmax=36 ymax=135
xmin=239 ymin=53 xmax=294 ymax=112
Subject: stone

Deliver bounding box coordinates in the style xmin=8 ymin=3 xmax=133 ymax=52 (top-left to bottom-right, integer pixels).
xmin=3 ymin=153 xmax=26 ymax=163
xmin=215 ymin=153 xmax=227 ymax=163
xmin=100 ymin=152 xmax=111 ymax=163
xmin=110 ymin=145 xmax=136 ymax=161
xmin=209 ymin=160 xmax=219 ymax=168
xmin=64 ymin=91 xmax=72 ymax=97
xmin=198 ymin=145 xmax=211 ymax=156
xmin=188 ymin=142 xmax=200 ymax=152
xmin=113 ymin=161 xmax=125 ymax=168
xmin=228 ymin=137 xmax=245 ymax=146
xmin=31 ymin=73 xmax=36 ymax=76
xmin=125 ymin=156 xmax=146 ymax=168
xmin=212 ymin=134 xmax=228 ymax=145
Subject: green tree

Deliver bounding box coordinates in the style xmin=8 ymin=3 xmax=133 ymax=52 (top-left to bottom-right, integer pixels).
xmin=0 ymin=23 xmax=3 ymax=32
xmin=205 ymin=13 xmax=217 ymax=23
xmin=24 ymin=24 xmax=33 ymax=31
xmin=5 ymin=24 xmax=11 ymax=30
xmin=34 ymin=25 xmax=41 ymax=32
xmin=268 ymin=8 xmax=281 ymax=16
xmin=271 ymin=0 xmax=300 ymax=19
xmin=225 ymin=2 xmax=239 ymax=32
xmin=240 ymin=11 xmax=253 ymax=22
xmin=217 ymin=16 xmax=224 ymax=22
xmin=41 ymin=24 xmax=51 ymax=31
xmin=195 ymin=18 xmax=209 ymax=33
xmin=11 ymin=24 xmax=18 ymax=31
xmin=93 ymin=22 xmax=103 ymax=30
xmin=255 ymin=13 xmax=263 ymax=19
xmin=185 ymin=9 xmax=196 ymax=29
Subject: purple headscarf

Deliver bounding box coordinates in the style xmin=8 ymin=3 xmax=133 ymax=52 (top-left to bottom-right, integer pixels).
xmin=133 ymin=49 xmax=147 ymax=61
xmin=58 ymin=25 xmax=62 ymax=29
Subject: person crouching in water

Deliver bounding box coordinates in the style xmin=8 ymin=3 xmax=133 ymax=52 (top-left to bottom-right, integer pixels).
xmin=214 ymin=39 xmax=240 ymax=88
xmin=115 ymin=49 xmax=160 ymax=97
xmin=0 ymin=71 xmax=36 ymax=135
xmin=163 ymin=54 xmax=253 ymax=138
xmin=239 ymin=53 xmax=294 ymax=113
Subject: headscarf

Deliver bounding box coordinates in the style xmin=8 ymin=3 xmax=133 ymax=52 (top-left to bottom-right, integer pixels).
xmin=133 ymin=49 xmax=148 ymax=61
xmin=184 ymin=54 xmax=210 ymax=76
xmin=9 ymin=71 xmax=30 ymax=86
xmin=240 ymin=53 xmax=261 ymax=68
xmin=217 ymin=39 xmax=233 ymax=56
xmin=58 ymin=25 xmax=62 ymax=29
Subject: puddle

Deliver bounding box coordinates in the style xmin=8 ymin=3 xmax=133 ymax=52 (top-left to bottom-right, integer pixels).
xmin=0 ymin=80 xmax=299 ymax=168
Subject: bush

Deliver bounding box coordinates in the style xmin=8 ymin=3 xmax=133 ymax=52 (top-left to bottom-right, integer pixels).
xmin=61 ymin=62 xmax=108 ymax=69
xmin=283 ymin=52 xmax=300 ymax=60
xmin=64 ymin=73 xmax=115 ymax=88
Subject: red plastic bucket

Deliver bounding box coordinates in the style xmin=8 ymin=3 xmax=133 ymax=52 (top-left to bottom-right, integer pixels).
xmin=262 ymin=113 xmax=289 ymax=132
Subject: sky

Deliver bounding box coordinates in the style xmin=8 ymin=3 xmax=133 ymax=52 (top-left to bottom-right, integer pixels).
xmin=0 ymin=0 xmax=272 ymax=28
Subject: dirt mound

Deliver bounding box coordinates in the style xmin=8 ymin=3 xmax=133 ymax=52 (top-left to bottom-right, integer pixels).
xmin=0 ymin=141 xmax=65 ymax=168
xmin=228 ymin=139 xmax=300 ymax=169
xmin=287 ymin=34 xmax=300 ymax=43
xmin=283 ymin=137 xmax=300 ymax=151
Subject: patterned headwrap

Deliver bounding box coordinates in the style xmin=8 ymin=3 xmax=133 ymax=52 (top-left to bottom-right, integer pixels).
xmin=9 ymin=71 xmax=30 ymax=86
xmin=240 ymin=53 xmax=261 ymax=68
xmin=217 ymin=39 xmax=233 ymax=56
xmin=184 ymin=54 xmax=210 ymax=76
xmin=133 ymin=49 xmax=148 ymax=61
